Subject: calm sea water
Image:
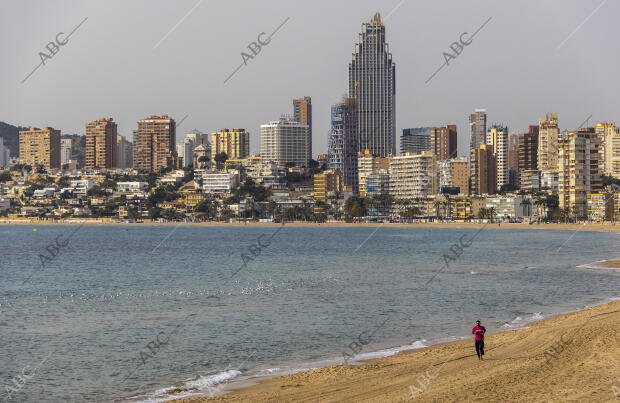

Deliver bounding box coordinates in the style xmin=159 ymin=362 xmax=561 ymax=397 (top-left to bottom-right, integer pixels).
xmin=1 ymin=224 xmax=619 ymax=402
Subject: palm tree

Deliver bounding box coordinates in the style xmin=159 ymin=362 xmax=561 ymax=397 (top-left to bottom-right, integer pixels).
xmin=434 ymin=200 xmax=442 ymax=221
xmin=444 ymin=194 xmax=452 ymax=220
xmin=521 ymin=198 xmax=532 ymax=217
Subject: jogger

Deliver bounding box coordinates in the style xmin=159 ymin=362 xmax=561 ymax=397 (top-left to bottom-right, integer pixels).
xmin=472 ymin=320 xmax=486 ymax=360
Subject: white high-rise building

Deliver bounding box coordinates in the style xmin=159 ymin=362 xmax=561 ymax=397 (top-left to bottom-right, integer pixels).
xmin=596 ymin=122 xmax=620 ymax=178
xmin=60 ymin=138 xmax=72 ymax=165
xmin=117 ymin=135 xmax=133 ymax=169
xmin=538 ymin=113 xmax=559 ymax=172
xmin=388 ymin=151 xmax=436 ymax=199
xmin=486 ymin=125 xmax=509 ymax=189
xmin=260 ymin=116 xmax=309 ymax=168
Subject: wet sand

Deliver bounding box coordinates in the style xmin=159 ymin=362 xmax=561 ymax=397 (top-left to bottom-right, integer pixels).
xmin=171 ymin=300 xmax=620 ymax=402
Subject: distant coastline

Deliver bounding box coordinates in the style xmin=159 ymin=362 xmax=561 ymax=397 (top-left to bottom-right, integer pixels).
xmin=1 ymin=219 xmax=619 ymax=232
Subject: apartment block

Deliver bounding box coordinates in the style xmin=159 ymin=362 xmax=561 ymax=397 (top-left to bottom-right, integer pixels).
xmin=470 ymin=144 xmax=496 ymax=195
xmin=388 ymin=151 xmax=436 ymax=199
xmin=293 ymin=97 xmax=312 ymax=162
xmin=430 ymin=125 xmax=457 ymax=161
xmin=439 ymin=157 xmax=468 ymax=195
xmin=313 ymin=169 xmax=341 ymax=202
xmin=558 ymin=128 xmax=602 ymax=217
xmin=357 ymin=150 xmax=391 ymax=197
xmin=211 ymin=128 xmax=250 ymax=162
xmin=133 ymin=115 xmax=176 ymax=172
xmin=19 ymin=127 xmax=61 ymax=169
xmin=86 ymin=118 xmax=117 ymax=169
xmin=538 ymin=113 xmax=559 ymax=171
xmin=596 ymin=122 xmax=620 ymax=178
xmin=486 ymin=125 xmax=509 ymax=189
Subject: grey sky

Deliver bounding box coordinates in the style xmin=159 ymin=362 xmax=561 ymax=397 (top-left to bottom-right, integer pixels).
xmin=1 ymin=0 xmax=618 ymax=158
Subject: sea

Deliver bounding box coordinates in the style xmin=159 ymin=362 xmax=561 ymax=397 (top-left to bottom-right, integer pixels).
xmin=1 ymin=224 xmax=619 ymax=402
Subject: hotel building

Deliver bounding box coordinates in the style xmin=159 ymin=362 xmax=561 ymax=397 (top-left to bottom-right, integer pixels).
xmin=388 ymin=151 xmax=436 ymax=199
xmin=349 ymin=12 xmax=396 ymax=157
xmin=260 ymin=117 xmax=309 ymax=168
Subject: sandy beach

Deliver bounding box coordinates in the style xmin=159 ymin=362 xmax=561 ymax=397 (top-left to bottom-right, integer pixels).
xmin=169 ymin=298 xmax=620 ymax=402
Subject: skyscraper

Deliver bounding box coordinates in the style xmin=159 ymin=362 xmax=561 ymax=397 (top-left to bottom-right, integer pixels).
xmin=260 ymin=117 xmax=309 ymax=168
xmin=596 ymin=122 xmax=620 ymax=178
xmin=470 ymin=144 xmax=497 ymax=195
xmin=117 ymin=135 xmax=133 ymax=169
xmin=86 ymin=118 xmax=117 ymax=169
xmin=430 ymin=125 xmax=457 ymax=161
xmin=211 ymin=128 xmax=249 ymax=162
xmin=508 ymin=132 xmax=520 ymax=188
xmin=469 ymin=109 xmax=487 ymax=150
xmin=518 ymin=125 xmax=539 ymax=189
xmin=349 ymin=12 xmax=395 ymax=157
xmin=486 ymin=125 xmax=509 ymax=189
xmin=293 ymin=97 xmax=312 ymax=162
xmin=328 ymin=98 xmax=358 ymax=192
xmin=133 ymin=115 xmax=176 ymax=172
xmin=19 ymin=127 xmax=61 ymax=169
xmin=469 ymin=109 xmax=487 ymax=181
xmin=60 ymin=138 xmax=72 ymax=165
xmin=558 ymin=127 xmax=602 ymax=217
xmin=538 ymin=113 xmax=559 ymax=172
xmin=401 ymin=128 xmax=431 ymax=155
xmin=0 ymin=137 xmax=10 ymax=168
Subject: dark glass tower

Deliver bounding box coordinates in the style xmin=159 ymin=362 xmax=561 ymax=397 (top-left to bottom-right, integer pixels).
xmin=348 ymin=12 xmax=395 ymax=157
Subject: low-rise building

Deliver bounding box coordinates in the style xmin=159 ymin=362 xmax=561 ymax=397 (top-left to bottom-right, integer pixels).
xmin=203 ymin=171 xmax=239 ymax=194
xmin=485 ymin=196 xmax=529 ymax=221
xmin=32 ymin=188 xmax=56 ymax=198
xmin=587 ymin=192 xmax=615 ymax=222
xmin=117 ymin=182 xmax=149 ymax=193
xmin=0 ymin=198 xmax=10 ymax=212
xmin=70 ymin=179 xmax=96 ymax=195
xmin=313 ymin=169 xmax=341 ymax=202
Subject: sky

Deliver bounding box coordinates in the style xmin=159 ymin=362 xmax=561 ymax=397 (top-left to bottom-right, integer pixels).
xmin=1 ymin=0 xmax=618 ymax=158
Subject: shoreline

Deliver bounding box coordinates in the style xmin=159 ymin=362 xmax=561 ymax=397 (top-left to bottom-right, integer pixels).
xmin=126 ymin=262 xmax=620 ymax=403
xmin=160 ymin=297 xmax=620 ymax=402
xmin=2 ymin=220 xmax=620 ymax=232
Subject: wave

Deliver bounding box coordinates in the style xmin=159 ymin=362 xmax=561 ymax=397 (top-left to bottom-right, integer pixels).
xmin=128 ymin=370 xmax=242 ymax=402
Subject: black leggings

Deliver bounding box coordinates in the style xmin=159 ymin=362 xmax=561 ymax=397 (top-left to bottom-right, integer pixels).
xmin=475 ymin=339 xmax=485 ymax=357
